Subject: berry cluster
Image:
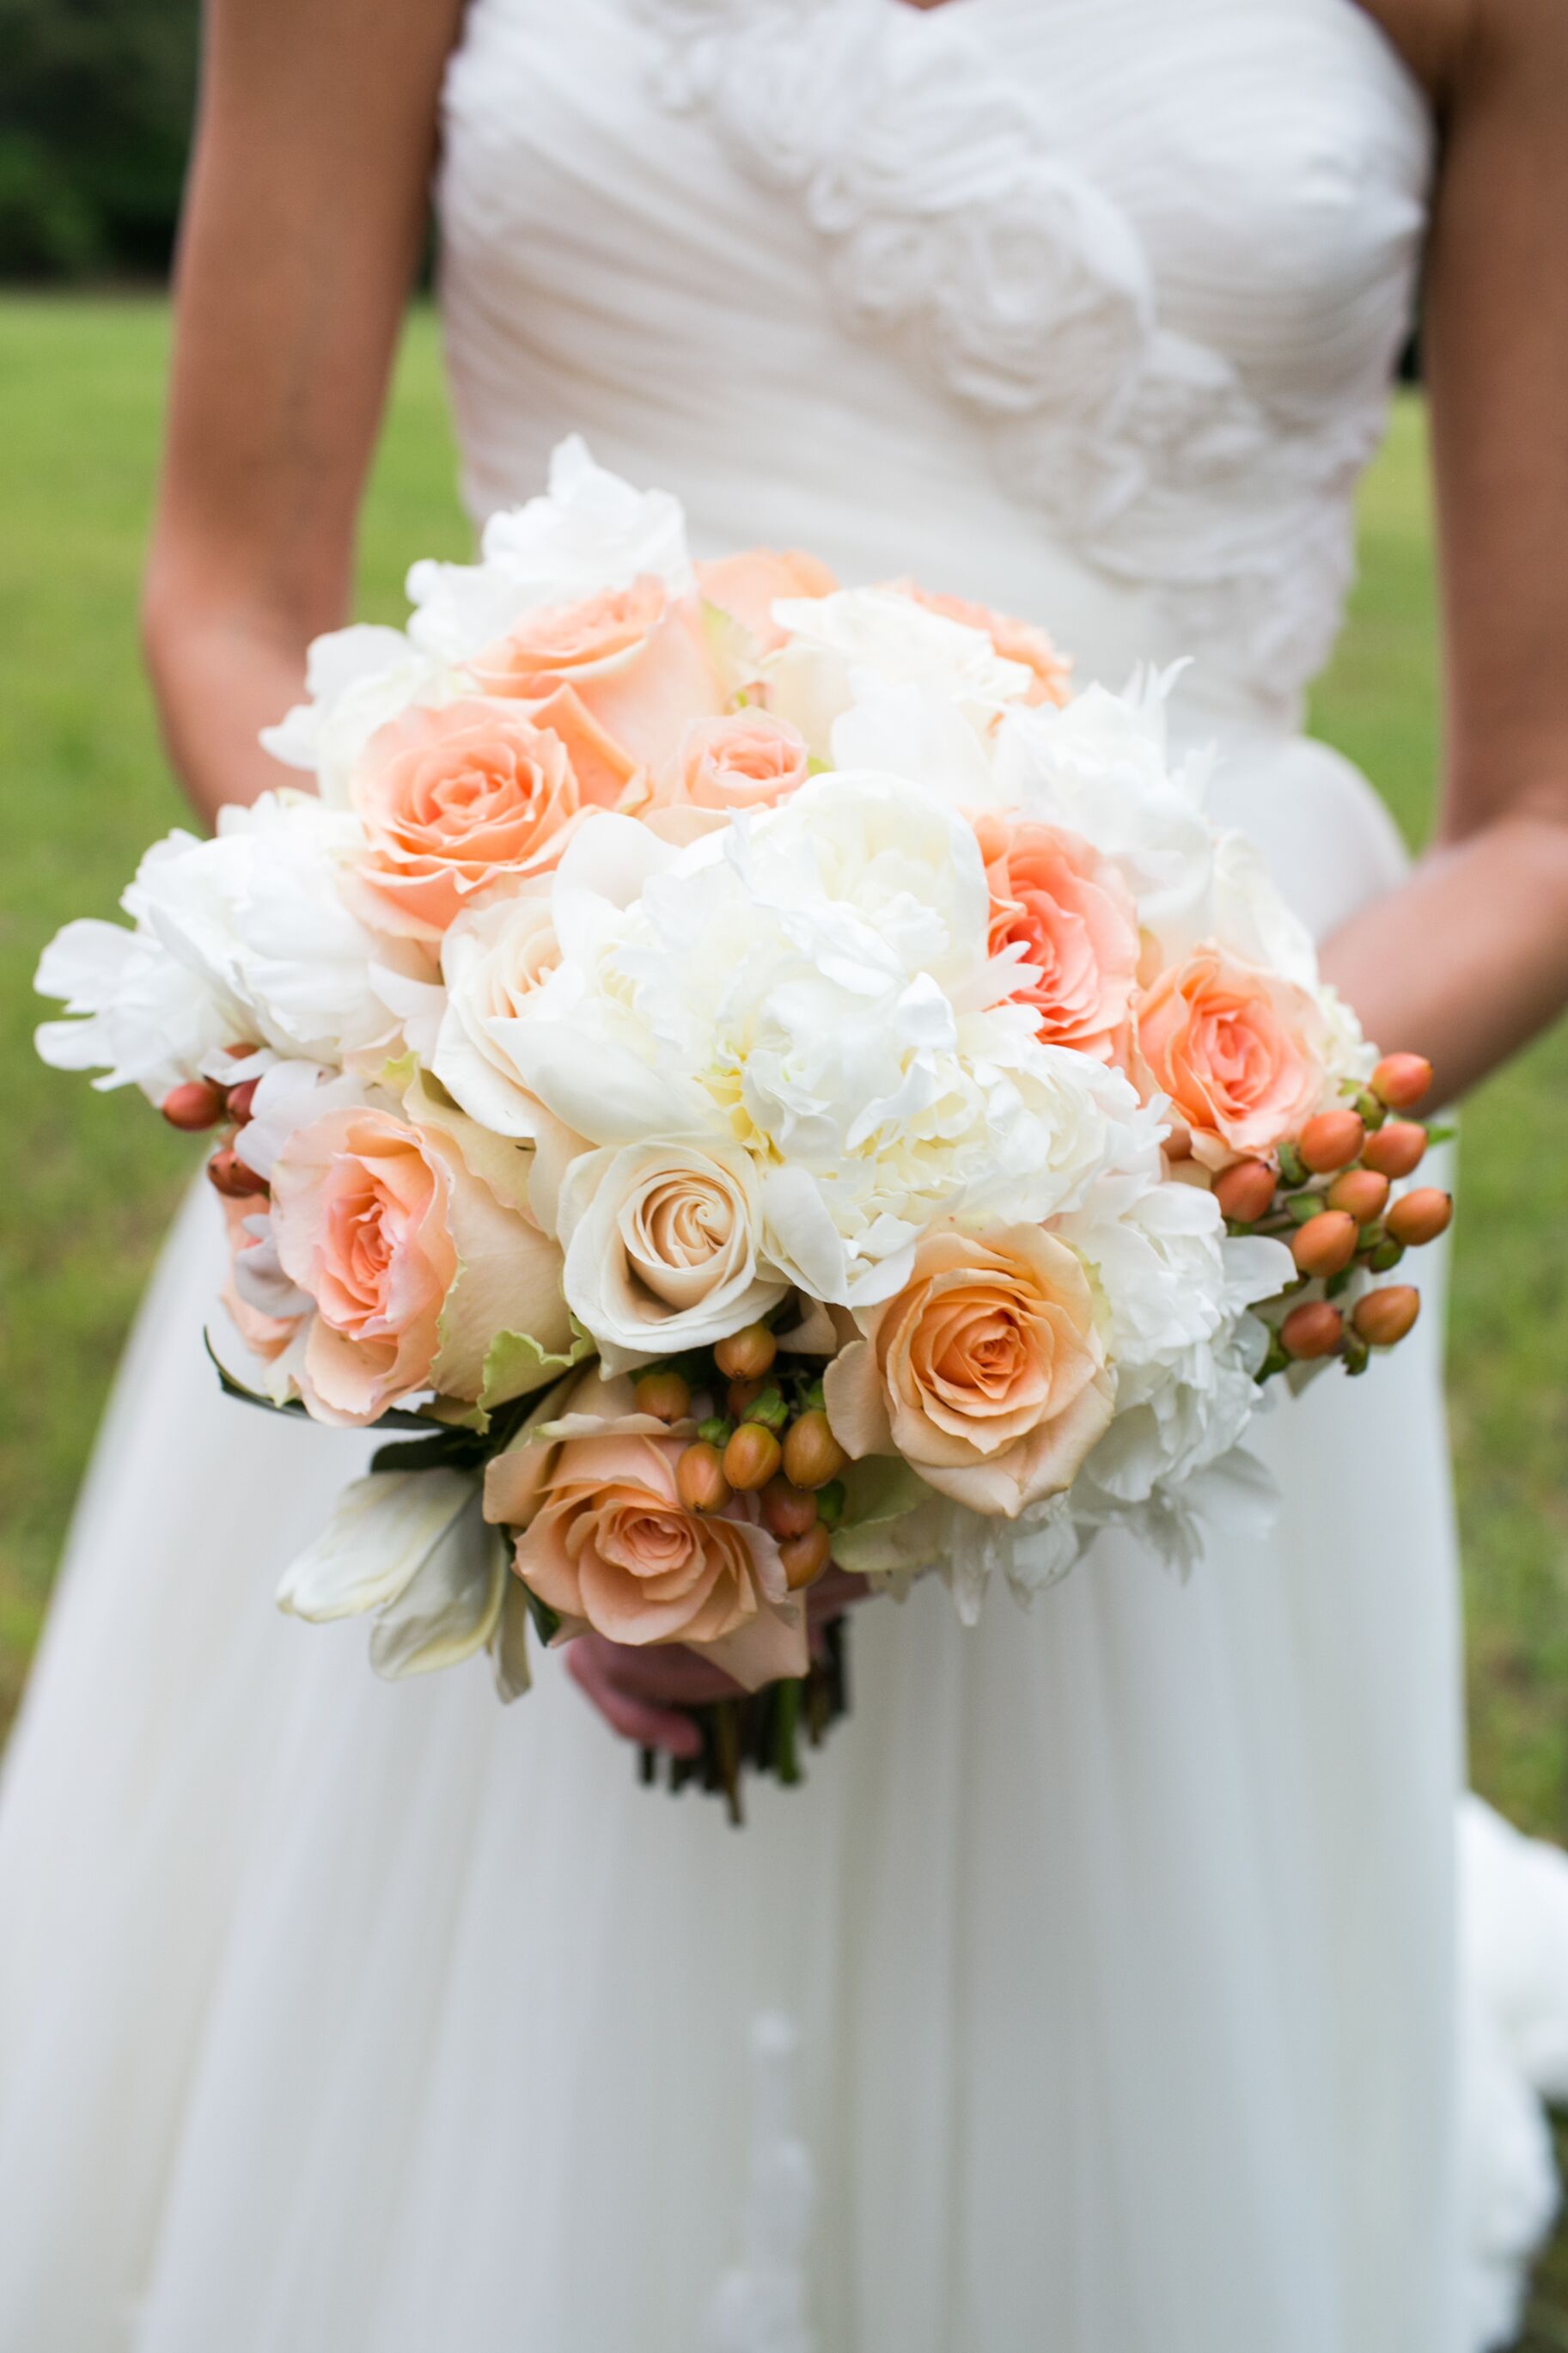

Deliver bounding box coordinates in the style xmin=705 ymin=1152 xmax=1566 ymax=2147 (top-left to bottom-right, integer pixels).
xmin=631 ymin=1321 xmax=849 ymax=1593
xmin=1211 ymin=1054 xmax=1451 ymax=1377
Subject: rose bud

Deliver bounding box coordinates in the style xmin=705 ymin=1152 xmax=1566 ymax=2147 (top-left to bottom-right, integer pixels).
xmin=1362 ymin=1120 xmax=1428 ymax=1180
xmin=1326 ymin=1167 xmax=1389 ymax=1225
xmin=723 ymin=1421 xmax=782 ymax=1494
xmin=714 ymin=1323 xmax=778 ymax=1381
xmin=676 ymin=1440 xmax=731 ymax=1515
xmin=1352 ymin=1285 xmax=1421 ymax=1348
xmin=206 ymin=1146 xmax=269 ymax=1200
xmin=779 ymin=1523 xmax=834 ymax=1592
xmin=782 ymin=1409 xmax=848 ymax=1492
xmin=1372 ymin=1053 xmax=1433 ymax=1112
xmin=1280 ymin=1299 xmax=1344 ymax=1360
xmin=225 ymin=1077 xmax=259 ymax=1125
xmin=1214 ymin=1159 xmax=1277 ymax=1225
xmin=634 ymin=1370 xmax=692 ymax=1424
xmin=760 ymin=1476 xmax=820 ymax=1542
xmin=1386 ymin=1187 xmax=1452 ymax=1247
xmin=1290 ymin=1208 xmax=1359 ymax=1278
xmin=1297 ymin=1107 xmax=1366 ymax=1175
xmin=161 ymin=1079 xmax=227 ymax=1132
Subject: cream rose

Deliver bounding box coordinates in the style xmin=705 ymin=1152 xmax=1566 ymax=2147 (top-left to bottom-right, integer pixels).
xmin=271 ymin=1106 xmax=570 ymax=1426
xmin=433 ymin=887 xmax=561 ymax=1139
xmin=468 ymin=575 xmax=725 ymax=773
xmin=823 ymin=1224 xmax=1114 ymax=1517
xmin=1137 ymin=944 xmax=1327 ymax=1167
xmin=556 ymin=1141 xmax=787 ymax=1372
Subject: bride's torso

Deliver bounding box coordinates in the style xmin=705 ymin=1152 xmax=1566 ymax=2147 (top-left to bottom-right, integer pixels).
xmin=436 ymin=0 xmax=1431 ymax=914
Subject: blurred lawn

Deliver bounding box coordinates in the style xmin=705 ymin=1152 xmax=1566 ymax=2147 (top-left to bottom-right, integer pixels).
xmin=2 ymin=291 xmax=1567 ymax=2327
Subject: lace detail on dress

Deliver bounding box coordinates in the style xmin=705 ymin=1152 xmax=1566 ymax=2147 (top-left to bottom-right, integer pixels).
xmin=637 ymin=0 xmax=1413 ymax=696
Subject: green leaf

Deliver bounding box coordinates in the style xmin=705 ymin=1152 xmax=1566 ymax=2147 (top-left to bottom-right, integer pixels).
xmin=479 ymin=1323 xmax=593 ymax=1414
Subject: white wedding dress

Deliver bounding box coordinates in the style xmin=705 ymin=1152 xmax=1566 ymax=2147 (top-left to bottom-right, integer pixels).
xmin=3 ymin=1 xmax=1568 ymax=2347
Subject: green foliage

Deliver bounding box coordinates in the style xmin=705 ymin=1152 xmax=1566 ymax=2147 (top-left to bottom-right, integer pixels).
xmin=0 ymin=0 xmax=196 ymax=277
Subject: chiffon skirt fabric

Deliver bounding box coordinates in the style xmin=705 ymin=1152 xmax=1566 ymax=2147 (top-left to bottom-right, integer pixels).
xmin=0 ymin=1162 xmax=1475 ymax=2353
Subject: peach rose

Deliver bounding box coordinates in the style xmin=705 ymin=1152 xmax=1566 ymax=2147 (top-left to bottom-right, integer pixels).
xmin=659 ymin=711 xmax=811 ymax=813
xmin=217 ymin=1193 xmax=301 ymax=1363
xmin=271 ymin=1106 xmax=570 ymax=1426
xmin=348 ymin=700 xmax=597 ymax=939
xmin=468 ymin=575 xmax=725 ymax=772
xmin=973 ymin=811 xmax=1139 ymax=1065
xmin=696 ymin=547 xmax=839 ymax=657
xmin=1137 ymin=944 xmax=1327 ymax=1167
xmin=823 ymin=1225 xmax=1114 ymax=1517
xmin=889 ymin=581 xmax=1072 ymax=707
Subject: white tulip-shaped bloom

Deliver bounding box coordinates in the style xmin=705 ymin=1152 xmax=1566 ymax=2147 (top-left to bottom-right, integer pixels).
xmin=507 ymin=775 xmax=1144 ymax=1306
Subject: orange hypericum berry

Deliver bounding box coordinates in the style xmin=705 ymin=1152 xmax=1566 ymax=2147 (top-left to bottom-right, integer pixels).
xmin=1352 ymin=1286 xmax=1421 ymax=1347
xmin=1163 ymin=1120 xmax=1193 ymax=1162
xmin=161 ymin=1079 xmax=227 ymax=1132
xmin=1280 ymin=1299 xmax=1345 ymax=1359
xmin=1385 ymin=1187 xmax=1452 ymax=1247
xmin=1362 ymin=1120 xmax=1428 ymax=1180
xmin=1213 ymin=1159 xmax=1277 ymax=1224
xmin=1326 ymin=1167 xmax=1390 ymax=1224
xmin=779 ymin=1523 xmax=834 ymax=1592
xmin=1297 ymin=1108 xmax=1367 ymax=1174
xmin=225 ymin=1077 xmax=259 ymax=1125
xmin=1371 ymin=1053 xmax=1433 ymax=1111
xmin=634 ymin=1370 xmax=692 ymax=1424
xmin=676 ymin=1441 xmax=731 ymax=1515
xmin=782 ymin=1409 xmax=847 ymax=1491
xmin=714 ymin=1323 xmax=778 ymax=1381
xmin=723 ymin=1421 xmax=782 ymax=1494
xmin=206 ymin=1146 xmax=269 ymax=1199
xmin=1290 ymin=1208 xmax=1359 ymax=1278
xmin=760 ymin=1477 xmax=820 ymax=1542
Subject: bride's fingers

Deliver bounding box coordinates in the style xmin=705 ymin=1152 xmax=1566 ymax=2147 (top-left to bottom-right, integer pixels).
xmin=565 ymin=1642 xmax=702 ymax=1757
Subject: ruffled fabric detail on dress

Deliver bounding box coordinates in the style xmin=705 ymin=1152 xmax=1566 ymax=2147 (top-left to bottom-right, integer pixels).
xmin=634 ymin=0 xmax=1425 ymax=700
xmin=1461 ymin=1797 xmax=1568 ymax=2348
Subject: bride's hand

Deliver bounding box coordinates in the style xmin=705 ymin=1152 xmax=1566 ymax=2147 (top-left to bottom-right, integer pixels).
xmin=565 ymin=1569 xmax=870 ymax=1757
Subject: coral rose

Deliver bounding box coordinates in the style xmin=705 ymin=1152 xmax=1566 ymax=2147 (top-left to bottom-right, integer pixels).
xmin=890 ymin=581 xmax=1072 ymax=707
xmin=823 ymin=1225 xmax=1114 ymax=1517
xmin=696 ymin=547 xmax=839 ymax=657
xmin=661 ymin=711 xmax=811 ymax=813
xmin=468 ymin=574 xmax=725 ymax=772
xmin=271 ymin=1105 xmax=570 ymax=1426
xmin=1138 ymin=944 xmax=1327 ymax=1166
xmin=348 ymin=700 xmax=593 ymax=939
xmin=973 ymin=811 xmax=1139 ymax=1064
xmin=513 ymin=1431 xmax=788 ymax=1647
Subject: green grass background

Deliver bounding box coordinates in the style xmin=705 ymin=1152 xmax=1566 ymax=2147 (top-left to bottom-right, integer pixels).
xmin=2 ymin=295 xmax=1566 ymax=2337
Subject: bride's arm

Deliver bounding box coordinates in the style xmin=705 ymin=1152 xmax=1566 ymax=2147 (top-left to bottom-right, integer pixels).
xmin=1321 ymin=0 xmax=1568 ymax=1101
xmin=142 ymin=0 xmax=463 ymax=827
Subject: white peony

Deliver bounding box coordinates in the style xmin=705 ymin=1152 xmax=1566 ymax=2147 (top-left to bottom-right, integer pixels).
xmin=35 ymin=794 xmax=410 ymax=1099
xmin=507 ymin=776 xmax=1142 ymax=1305
xmin=764 ymin=587 xmax=1033 ymax=757
xmin=405 ymin=435 xmax=694 ymax=665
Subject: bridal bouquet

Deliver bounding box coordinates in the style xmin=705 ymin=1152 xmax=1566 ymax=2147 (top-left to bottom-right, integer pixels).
xmin=36 ymin=439 xmax=1450 ymax=1813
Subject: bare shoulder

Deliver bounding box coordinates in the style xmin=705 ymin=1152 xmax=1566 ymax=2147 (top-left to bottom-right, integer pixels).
xmin=1358 ymin=0 xmax=1568 ymax=111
